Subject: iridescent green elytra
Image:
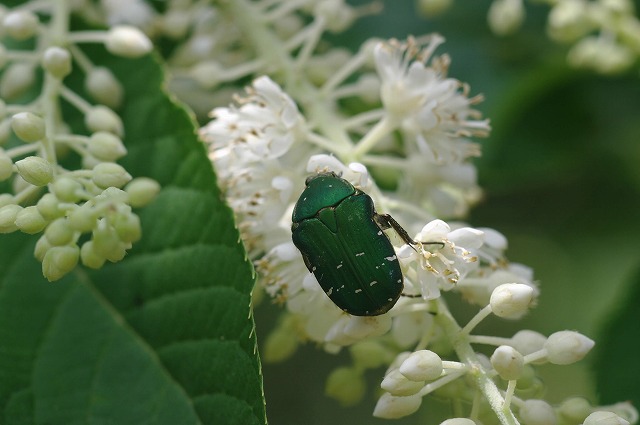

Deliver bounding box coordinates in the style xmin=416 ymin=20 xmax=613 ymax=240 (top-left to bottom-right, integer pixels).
xmin=291 ymin=172 xmax=416 ymax=316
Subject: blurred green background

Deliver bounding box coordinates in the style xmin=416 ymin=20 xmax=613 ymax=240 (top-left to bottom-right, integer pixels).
xmin=255 ymin=1 xmax=640 ymax=424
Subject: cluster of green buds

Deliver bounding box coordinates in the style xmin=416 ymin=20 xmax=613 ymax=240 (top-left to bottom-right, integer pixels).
xmin=0 ymin=3 xmax=159 ymax=281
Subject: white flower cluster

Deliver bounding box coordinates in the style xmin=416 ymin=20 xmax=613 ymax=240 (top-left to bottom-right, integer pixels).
xmin=0 ymin=3 xmax=159 ymax=281
xmin=201 ymin=16 xmax=637 ymax=420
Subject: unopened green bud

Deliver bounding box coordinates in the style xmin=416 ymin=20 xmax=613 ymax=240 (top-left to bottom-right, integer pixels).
xmin=113 ymin=212 xmax=141 ymax=243
xmin=37 ymin=193 xmax=65 ymax=220
xmin=105 ymin=26 xmax=152 ymax=58
xmin=34 ymin=234 xmax=52 ymax=261
xmin=92 ymin=162 xmax=132 ymax=189
xmin=85 ymin=106 xmax=123 ymax=136
xmin=45 ymin=218 xmax=75 ymax=246
xmin=325 ymin=367 xmax=365 ymax=407
xmin=14 ymin=156 xmax=53 ymax=186
xmin=0 ymin=63 xmax=36 ymax=100
xmin=0 ymin=149 xmax=13 ymax=180
xmin=15 ymin=206 xmax=47 ymax=234
xmin=3 ymin=10 xmax=39 ymax=40
xmin=42 ymin=244 xmax=79 ymax=281
xmin=88 ymin=132 xmax=127 ymax=161
xmin=263 ymin=328 xmax=298 ymax=363
xmin=125 ymin=177 xmax=160 ymax=207
xmin=0 ymin=204 xmax=22 ymax=233
xmin=85 ymin=67 xmax=123 ymax=108
xmin=51 ymin=176 xmax=83 ymax=202
xmin=0 ymin=194 xmax=14 ymax=208
xmin=350 ymin=341 xmax=390 ymax=370
xmin=68 ymin=204 xmax=97 ymax=232
xmin=42 ymin=46 xmax=72 ymax=79
xmin=80 ymin=241 xmax=106 ymax=269
xmin=93 ymin=222 xmax=127 ymax=262
xmin=11 ymin=112 xmax=46 ymax=143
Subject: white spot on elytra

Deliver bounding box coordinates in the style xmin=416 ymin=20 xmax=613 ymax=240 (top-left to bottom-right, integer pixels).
xmin=356 ymin=252 xmax=365 ymax=257
xmin=327 ymin=287 xmax=333 ymax=295
xmin=370 ymin=281 xmax=378 ymax=286
xmin=355 ymin=289 xmax=362 ymax=293
xmin=377 ymin=230 xmax=382 ymax=236
xmin=385 ymin=255 xmax=397 ymax=262
xmin=336 ymin=263 xmax=343 ymax=269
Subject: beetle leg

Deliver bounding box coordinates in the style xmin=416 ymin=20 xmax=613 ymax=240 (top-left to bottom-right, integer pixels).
xmin=375 ymin=213 xmax=417 ymax=246
xmin=375 ymin=213 xmax=445 ymax=251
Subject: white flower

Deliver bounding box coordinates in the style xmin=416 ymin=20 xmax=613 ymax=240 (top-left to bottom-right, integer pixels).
xmin=202 ymin=76 xmax=311 ymax=252
xmin=374 ymin=36 xmax=489 ymax=164
xmin=398 ymin=219 xmax=482 ymax=300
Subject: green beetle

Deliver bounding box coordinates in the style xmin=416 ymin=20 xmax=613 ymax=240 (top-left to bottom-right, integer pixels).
xmin=291 ymin=172 xmax=418 ymax=316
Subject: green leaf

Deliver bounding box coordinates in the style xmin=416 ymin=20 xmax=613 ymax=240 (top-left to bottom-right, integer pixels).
xmin=594 ymin=265 xmax=640 ymax=408
xmin=0 ymin=50 xmax=266 ymax=425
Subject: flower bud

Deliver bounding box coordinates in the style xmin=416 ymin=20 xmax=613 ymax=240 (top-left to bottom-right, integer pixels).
xmin=42 ymin=46 xmax=72 ymax=79
xmin=113 ymin=211 xmax=141 ymax=243
xmin=0 ymin=63 xmax=36 ymax=100
xmin=15 ymin=206 xmax=47 ymax=234
xmin=85 ymin=67 xmax=123 ymax=109
xmin=37 ymin=193 xmax=65 ymax=220
xmin=34 ymin=234 xmax=52 ymax=262
xmin=11 ymin=112 xmax=45 ymax=143
xmin=191 ymin=61 xmax=222 ymax=89
xmin=417 ymin=0 xmax=453 ymax=16
xmin=80 ymin=240 xmax=106 ymax=269
xmin=381 ymin=369 xmax=424 ymax=396
xmin=159 ymin=9 xmax=191 ymax=39
xmin=125 ymin=177 xmax=160 ymax=207
xmin=399 ymin=350 xmax=443 ymax=382
xmin=0 ymin=149 xmax=13 ymax=180
xmin=547 ymin=0 xmax=590 ymax=42
xmin=85 ymin=106 xmax=123 ymax=136
xmin=350 ymin=341 xmax=390 ymax=369
xmin=68 ymin=204 xmax=97 ymax=232
xmin=51 ymin=176 xmax=83 ymax=203
xmin=584 ymin=411 xmax=630 ymax=425
xmin=88 ymin=132 xmax=127 ymax=161
xmin=93 ymin=222 xmax=127 ymax=262
xmin=520 ymin=399 xmax=557 ymax=425
xmin=491 ymin=345 xmax=524 ymax=380
xmin=510 ymin=330 xmax=547 ymax=356
xmin=0 ymin=194 xmax=13 ymax=208
xmin=559 ymin=397 xmax=592 ymax=423
xmin=373 ymin=392 xmax=422 ymax=419
xmin=488 ymin=0 xmax=524 ymax=36
xmin=0 ymin=204 xmax=22 ymax=233
xmin=92 ymin=163 xmax=132 ymax=189
xmin=3 ymin=10 xmax=39 ymax=40
xmin=490 ymin=283 xmax=535 ymax=319
xmin=544 ymin=331 xmax=594 ymax=365
xmin=14 ymin=156 xmax=53 ymax=186
xmin=45 ymin=218 xmax=75 ymax=246
xmin=105 ymin=26 xmax=152 ymax=58
xmin=440 ymin=419 xmax=476 ymax=425
xmin=42 ymin=244 xmax=80 ymax=281
xmin=263 ymin=328 xmax=298 ymax=363
xmin=325 ymin=367 xmax=365 ymax=406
